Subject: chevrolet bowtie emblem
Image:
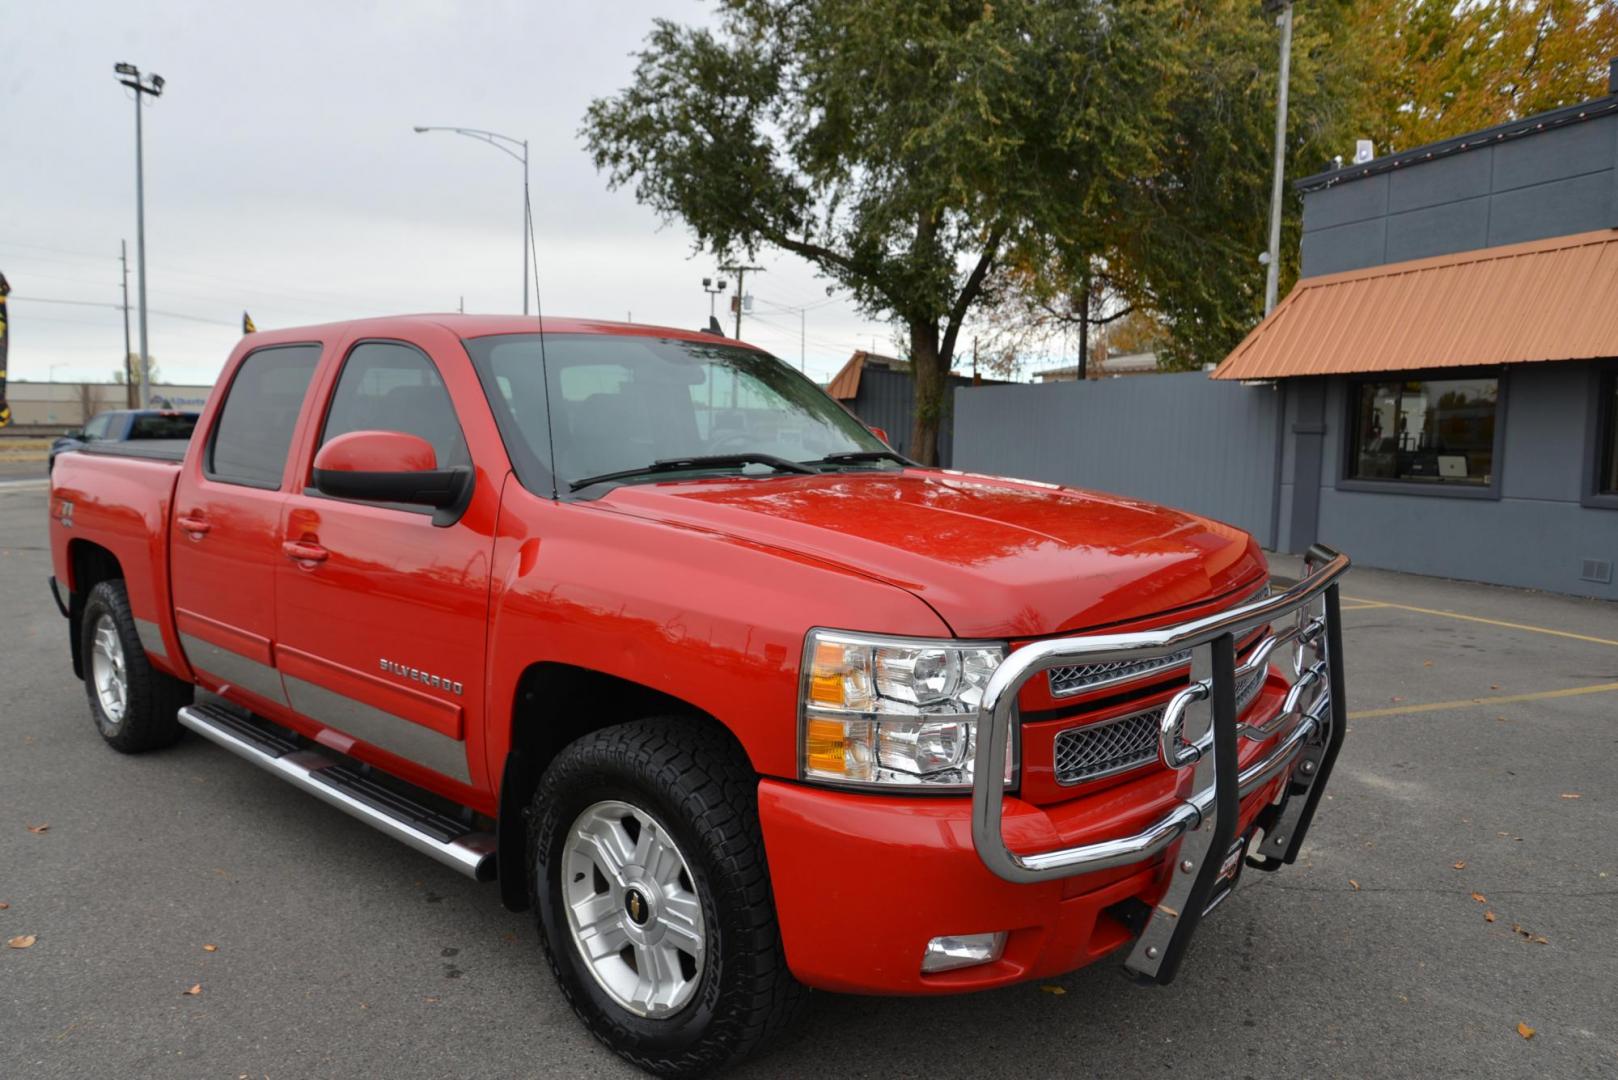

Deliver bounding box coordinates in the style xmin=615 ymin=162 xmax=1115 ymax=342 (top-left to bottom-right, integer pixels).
xmin=629 ymin=893 xmax=643 ymax=921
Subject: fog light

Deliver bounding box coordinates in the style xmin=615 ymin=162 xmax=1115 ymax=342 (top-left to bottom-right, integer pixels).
xmin=921 ymin=931 xmax=1007 ymax=974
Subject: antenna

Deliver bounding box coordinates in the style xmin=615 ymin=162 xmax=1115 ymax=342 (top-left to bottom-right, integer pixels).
xmin=525 ymin=183 xmax=558 ymax=496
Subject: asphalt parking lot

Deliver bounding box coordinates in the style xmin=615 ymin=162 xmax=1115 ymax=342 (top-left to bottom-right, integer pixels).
xmin=2 ymin=478 xmax=1615 ymax=1079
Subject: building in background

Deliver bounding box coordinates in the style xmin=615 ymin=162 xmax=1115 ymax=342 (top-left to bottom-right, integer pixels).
xmin=825 ymin=350 xmax=1004 ymax=467
xmin=3 ymin=381 xmax=213 ymax=432
xmin=1211 ymin=73 xmax=1618 ymax=598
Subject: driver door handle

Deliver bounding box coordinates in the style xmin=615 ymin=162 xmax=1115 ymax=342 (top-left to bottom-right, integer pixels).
xmin=176 ymin=515 xmax=211 ymax=537
xmin=281 ymin=540 xmax=329 ymax=564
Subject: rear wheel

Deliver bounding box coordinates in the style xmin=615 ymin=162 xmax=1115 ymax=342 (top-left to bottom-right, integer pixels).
xmin=529 ymin=719 xmax=805 ymax=1078
xmin=80 ymin=580 xmax=191 ymax=753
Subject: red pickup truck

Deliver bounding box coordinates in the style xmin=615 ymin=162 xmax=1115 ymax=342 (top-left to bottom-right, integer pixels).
xmin=48 ymin=315 xmax=1348 ymax=1077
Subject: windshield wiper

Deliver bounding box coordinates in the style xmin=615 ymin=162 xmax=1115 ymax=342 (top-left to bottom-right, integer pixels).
xmin=569 ymin=453 xmax=816 ymax=492
xmin=805 ymin=449 xmax=914 ymax=467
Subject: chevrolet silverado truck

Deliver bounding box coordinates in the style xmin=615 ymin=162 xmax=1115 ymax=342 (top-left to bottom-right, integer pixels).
xmin=48 ymin=315 xmax=1349 ymax=1077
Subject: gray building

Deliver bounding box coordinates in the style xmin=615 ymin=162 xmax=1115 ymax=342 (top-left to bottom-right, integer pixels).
xmin=1212 ymin=79 xmax=1618 ymax=599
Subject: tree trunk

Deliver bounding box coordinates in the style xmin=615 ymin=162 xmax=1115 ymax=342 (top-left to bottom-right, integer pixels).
xmin=908 ymin=320 xmax=946 ymax=466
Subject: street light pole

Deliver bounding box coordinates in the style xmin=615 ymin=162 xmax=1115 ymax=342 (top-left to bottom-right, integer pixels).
xmin=414 ymin=125 xmax=531 ymax=315
xmin=1263 ymin=1 xmax=1294 ymax=315
xmin=115 ymin=63 xmax=164 ymax=408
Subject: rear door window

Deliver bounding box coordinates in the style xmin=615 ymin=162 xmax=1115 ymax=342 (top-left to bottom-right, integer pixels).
xmin=208 ymin=344 xmax=322 ymax=488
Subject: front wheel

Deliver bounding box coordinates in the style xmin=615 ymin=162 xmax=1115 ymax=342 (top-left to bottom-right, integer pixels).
xmin=529 ymin=719 xmax=805 ymax=1078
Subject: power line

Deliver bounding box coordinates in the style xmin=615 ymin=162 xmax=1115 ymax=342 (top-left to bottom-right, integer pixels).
xmin=0 ymin=240 xmax=121 ymax=261
xmin=13 ymin=294 xmax=239 ymax=327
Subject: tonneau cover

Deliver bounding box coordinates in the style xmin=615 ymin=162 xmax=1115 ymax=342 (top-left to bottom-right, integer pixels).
xmin=80 ymin=439 xmax=189 ymax=463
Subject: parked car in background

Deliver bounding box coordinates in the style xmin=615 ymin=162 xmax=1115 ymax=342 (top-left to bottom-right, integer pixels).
xmin=47 ymin=315 xmax=1349 ymax=1077
xmin=48 ymin=409 xmax=200 ymax=472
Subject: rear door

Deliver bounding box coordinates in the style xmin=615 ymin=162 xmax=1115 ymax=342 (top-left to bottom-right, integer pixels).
xmin=170 ymin=342 xmax=323 ymax=709
xmin=273 ymin=329 xmax=503 ymax=796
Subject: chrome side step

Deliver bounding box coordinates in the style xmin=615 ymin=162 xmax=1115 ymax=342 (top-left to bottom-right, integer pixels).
xmin=177 ymin=703 xmax=496 ymax=882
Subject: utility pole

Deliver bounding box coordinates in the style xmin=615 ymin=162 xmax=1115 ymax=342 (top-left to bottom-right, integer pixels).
xmin=1263 ymin=0 xmax=1294 ymax=315
xmin=115 ymin=63 xmax=164 ymax=409
xmin=719 ymin=264 xmax=764 ymax=339
xmin=119 ymin=240 xmax=135 ymax=408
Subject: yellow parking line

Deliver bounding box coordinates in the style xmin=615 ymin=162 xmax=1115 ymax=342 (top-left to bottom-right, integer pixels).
xmin=1349 ymin=681 xmax=1618 ymax=719
xmin=1338 ymin=601 xmax=1389 ymax=611
xmin=1341 ymin=597 xmax=1618 ymax=648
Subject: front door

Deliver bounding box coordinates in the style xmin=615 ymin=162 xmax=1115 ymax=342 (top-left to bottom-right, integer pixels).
xmin=170 ymin=342 xmax=324 ymax=710
xmin=274 ymin=335 xmax=498 ymax=796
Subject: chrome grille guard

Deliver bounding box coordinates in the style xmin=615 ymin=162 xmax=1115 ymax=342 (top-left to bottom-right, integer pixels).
xmin=970 ymin=545 xmax=1350 ymax=985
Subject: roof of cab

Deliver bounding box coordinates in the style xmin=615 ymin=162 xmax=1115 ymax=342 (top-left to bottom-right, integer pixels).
xmin=239 ymin=313 xmax=759 ymax=349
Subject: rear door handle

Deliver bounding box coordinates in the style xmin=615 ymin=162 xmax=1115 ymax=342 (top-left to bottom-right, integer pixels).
xmin=176 ymin=515 xmax=211 ymax=537
xmin=281 ymin=540 xmax=329 ymax=564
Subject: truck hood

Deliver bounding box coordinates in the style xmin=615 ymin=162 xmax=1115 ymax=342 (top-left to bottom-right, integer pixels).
xmin=594 ymin=470 xmax=1265 ymax=638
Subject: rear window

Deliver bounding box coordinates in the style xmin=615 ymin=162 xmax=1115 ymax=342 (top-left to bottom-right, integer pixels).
xmin=208 ymin=344 xmax=321 ymax=488
xmin=128 ymin=413 xmax=198 ymax=440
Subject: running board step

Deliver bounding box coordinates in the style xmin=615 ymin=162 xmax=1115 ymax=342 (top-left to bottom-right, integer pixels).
xmin=177 ymin=704 xmax=496 ymax=882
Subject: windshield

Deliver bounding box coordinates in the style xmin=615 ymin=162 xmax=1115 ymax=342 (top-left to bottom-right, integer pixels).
xmin=464 ymin=333 xmax=889 ymax=494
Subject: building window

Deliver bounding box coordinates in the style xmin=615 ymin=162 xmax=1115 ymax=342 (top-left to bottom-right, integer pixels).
xmin=1599 ymin=370 xmax=1618 ymax=496
xmin=1349 ymin=377 xmax=1498 ymax=487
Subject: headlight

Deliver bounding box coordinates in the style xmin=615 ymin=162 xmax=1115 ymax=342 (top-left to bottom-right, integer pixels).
xmin=799 ymin=629 xmax=1015 ymax=790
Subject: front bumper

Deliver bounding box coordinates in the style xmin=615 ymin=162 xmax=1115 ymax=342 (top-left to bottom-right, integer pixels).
xmin=758 ymin=546 xmax=1349 ymax=994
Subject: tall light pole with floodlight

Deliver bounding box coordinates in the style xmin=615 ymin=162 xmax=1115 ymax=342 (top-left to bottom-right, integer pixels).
xmin=413 ymin=126 xmax=531 ymax=315
xmin=702 ymin=277 xmax=728 ymax=320
xmin=115 ymin=62 xmax=163 ymax=408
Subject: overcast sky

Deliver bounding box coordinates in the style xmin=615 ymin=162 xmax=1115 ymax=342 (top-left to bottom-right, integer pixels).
xmin=1 ymin=0 xmax=944 ymax=387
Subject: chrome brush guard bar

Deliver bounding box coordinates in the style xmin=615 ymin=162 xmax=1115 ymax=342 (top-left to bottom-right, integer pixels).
xmin=970 ymin=545 xmax=1350 ymax=985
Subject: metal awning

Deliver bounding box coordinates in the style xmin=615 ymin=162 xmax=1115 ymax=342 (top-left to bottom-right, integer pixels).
xmin=1211 ymin=228 xmax=1618 ymax=380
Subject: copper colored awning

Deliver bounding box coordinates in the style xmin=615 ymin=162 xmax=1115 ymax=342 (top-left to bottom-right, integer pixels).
xmin=1212 ymin=229 xmax=1618 ymax=380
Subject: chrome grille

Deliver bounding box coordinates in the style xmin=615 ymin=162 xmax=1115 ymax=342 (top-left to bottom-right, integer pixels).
xmin=1052 ymin=655 xmax=1271 ymax=786
xmin=1047 ymin=650 xmax=1191 ymax=698
xmin=1053 ymin=707 xmax=1163 ymax=784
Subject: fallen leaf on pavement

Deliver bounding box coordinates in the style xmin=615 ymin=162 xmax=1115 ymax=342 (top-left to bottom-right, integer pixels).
xmin=1471 ymin=892 xmax=1486 ymax=903
xmin=1490 ymin=684 xmax=1501 ymax=691
xmin=1560 ymin=793 xmax=1581 ymax=800
xmin=1040 ymin=985 xmax=1067 ymax=996
xmin=203 ymin=944 xmax=218 ymax=953
xmin=25 ymin=824 xmax=48 ymax=834
xmin=8 ymin=935 xmax=37 ymax=949
xmin=1453 ymin=861 xmax=1467 ymax=870
xmin=182 ymin=984 xmax=202 ymax=996
xmin=1390 ymin=696 xmax=1405 ymax=703
xmin=1517 ymin=1022 xmax=1536 ymax=1040
xmin=1349 ymin=879 xmax=1360 ymax=891
xmin=1422 ymin=659 xmax=1434 ymax=668
xmin=0 ymin=901 xmax=9 ymax=910
xmin=1484 ymin=911 xmax=1496 ymax=922
xmin=1533 ymin=935 xmax=1549 ymax=945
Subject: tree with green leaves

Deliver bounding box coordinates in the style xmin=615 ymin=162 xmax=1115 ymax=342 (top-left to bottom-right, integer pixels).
xmin=583 ymin=0 xmax=1186 ymax=464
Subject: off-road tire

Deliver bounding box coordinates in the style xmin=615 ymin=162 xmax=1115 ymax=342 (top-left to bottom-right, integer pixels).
xmin=80 ymin=579 xmax=191 ymax=753
xmin=529 ymin=718 xmax=806 ymax=1078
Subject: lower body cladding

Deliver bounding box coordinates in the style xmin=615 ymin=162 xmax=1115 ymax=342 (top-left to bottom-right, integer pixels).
xmin=757 ymin=726 xmax=1294 ymax=996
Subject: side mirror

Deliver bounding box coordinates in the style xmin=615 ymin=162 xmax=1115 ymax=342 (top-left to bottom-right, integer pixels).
xmin=312 ymin=430 xmax=469 ymax=510
xmin=867 ymin=425 xmax=890 ymax=445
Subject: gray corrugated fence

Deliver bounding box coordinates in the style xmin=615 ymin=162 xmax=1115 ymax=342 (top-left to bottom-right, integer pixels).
xmin=953 ymin=373 xmax=1283 ymax=546
xmin=853 ymin=366 xmax=986 ymax=468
